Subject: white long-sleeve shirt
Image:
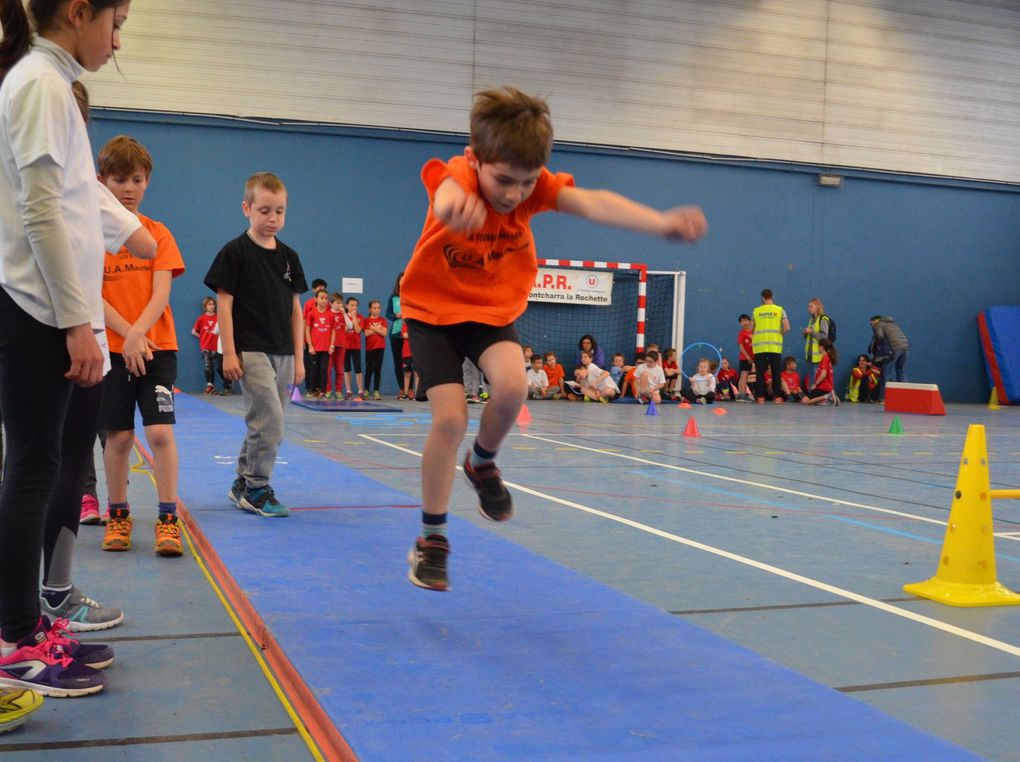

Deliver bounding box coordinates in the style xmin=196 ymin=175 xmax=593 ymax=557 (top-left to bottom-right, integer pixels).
xmin=0 ymin=38 xmax=138 ymax=342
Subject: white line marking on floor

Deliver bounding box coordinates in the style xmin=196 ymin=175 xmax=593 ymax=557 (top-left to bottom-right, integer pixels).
xmin=358 ymin=433 xmax=1020 ymax=659
xmin=520 ymin=433 xmax=947 ymax=528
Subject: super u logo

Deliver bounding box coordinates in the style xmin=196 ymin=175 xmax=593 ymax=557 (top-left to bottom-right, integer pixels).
xmin=585 ymin=274 xmax=600 ymax=288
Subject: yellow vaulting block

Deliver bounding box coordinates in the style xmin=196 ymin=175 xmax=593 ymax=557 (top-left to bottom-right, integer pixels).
xmin=903 ymin=424 xmax=1020 ymax=607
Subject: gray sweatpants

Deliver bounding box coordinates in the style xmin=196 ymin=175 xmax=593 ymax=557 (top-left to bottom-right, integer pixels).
xmin=237 ymin=352 xmax=294 ymax=489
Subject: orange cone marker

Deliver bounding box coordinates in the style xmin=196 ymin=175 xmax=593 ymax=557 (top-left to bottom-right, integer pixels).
xmin=683 ymin=418 xmax=700 ymax=438
xmin=516 ymin=403 xmax=532 ymax=426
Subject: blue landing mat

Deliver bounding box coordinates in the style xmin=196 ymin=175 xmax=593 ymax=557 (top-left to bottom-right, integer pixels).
xmin=290 ymin=399 xmax=404 ymax=412
xmin=175 ymin=398 xmax=973 ymax=761
xmin=173 ymin=395 xmax=417 ymax=510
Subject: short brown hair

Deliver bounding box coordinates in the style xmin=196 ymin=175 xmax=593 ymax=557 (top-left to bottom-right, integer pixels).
xmin=470 ymin=87 xmax=553 ymax=169
xmin=97 ymin=135 xmax=153 ymax=179
xmin=244 ymin=172 xmax=286 ymax=204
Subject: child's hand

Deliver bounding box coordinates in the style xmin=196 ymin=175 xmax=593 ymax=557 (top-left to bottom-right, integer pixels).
xmin=222 ymin=352 xmax=243 ymax=381
xmin=435 ymin=183 xmax=487 ymax=233
xmin=65 ymin=324 xmax=104 ymax=387
xmin=661 ymin=205 xmax=708 ymax=243
xmin=123 ymin=332 xmax=155 ymax=377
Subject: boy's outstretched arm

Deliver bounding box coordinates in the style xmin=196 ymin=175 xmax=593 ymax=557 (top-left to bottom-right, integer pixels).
xmin=557 ymin=187 xmax=707 ymax=242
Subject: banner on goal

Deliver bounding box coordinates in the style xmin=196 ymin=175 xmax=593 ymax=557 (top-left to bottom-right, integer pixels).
xmin=529 ymin=267 xmax=614 ymax=305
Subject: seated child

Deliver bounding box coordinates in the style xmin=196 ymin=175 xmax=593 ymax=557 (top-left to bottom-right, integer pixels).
xmin=716 ymin=356 xmax=738 ymax=401
xmin=802 ymin=339 xmax=839 ymax=405
xmin=682 ymin=358 xmax=717 ymax=404
xmin=634 ymin=349 xmax=666 ymax=404
xmin=575 ymin=350 xmax=618 ymax=402
xmin=780 ymin=356 xmax=805 ymax=402
xmin=608 ymin=353 xmax=626 ymax=388
xmin=522 ymin=344 xmax=534 ymax=370
xmin=543 ymin=351 xmax=565 ymax=399
xmin=662 ymin=348 xmax=680 ymax=398
xmin=848 ymin=354 xmax=880 ymax=403
xmin=619 ymin=351 xmax=645 ymax=399
xmin=526 ymin=354 xmax=550 ymax=399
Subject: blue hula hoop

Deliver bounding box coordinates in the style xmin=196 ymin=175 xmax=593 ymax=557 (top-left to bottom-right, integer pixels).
xmin=680 ymin=342 xmax=723 ymax=380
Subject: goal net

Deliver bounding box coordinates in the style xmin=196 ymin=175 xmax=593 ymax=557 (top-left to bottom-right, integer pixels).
xmin=515 ymin=259 xmax=682 ymax=370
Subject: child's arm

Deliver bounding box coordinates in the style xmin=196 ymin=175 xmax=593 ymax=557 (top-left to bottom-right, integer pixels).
xmin=291 ymin=295 xmax=306 ymax=386
xmin=328 ymin=325 xmax=335 ymax=354
xmin=305 ymin=319 xmax=314 ymax=354
xmin=103 ymin=271 xmax=169 ymax=377
xmin=217 ymin=290 xmax=242 ymax=380
xmin=433 ymin=177 xmax=487 ymax=233
xmin=557 ymin=187 xmax=707 ymax=242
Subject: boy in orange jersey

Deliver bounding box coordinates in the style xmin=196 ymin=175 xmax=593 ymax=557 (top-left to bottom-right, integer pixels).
xmin=94 ymin=136 xmax=186 ymax=559
xmin=401 ymin=87 xmax=707 ymax=591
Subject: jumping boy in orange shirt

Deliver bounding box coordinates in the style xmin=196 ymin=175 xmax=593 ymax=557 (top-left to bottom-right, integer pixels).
xmin=400 ymin=87 xmax=707 ymax=591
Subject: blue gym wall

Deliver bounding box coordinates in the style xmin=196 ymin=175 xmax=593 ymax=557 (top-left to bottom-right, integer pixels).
xmin=89 ymin=112 xmax=1020 ymax=402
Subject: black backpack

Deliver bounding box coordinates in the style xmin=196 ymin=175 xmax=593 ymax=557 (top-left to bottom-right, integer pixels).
xmin=822 ymin=314 xmax=836 ymax=343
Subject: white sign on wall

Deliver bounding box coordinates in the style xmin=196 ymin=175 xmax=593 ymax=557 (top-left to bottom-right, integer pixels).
xmin=528 ymin=268 xmax=613 ymax=306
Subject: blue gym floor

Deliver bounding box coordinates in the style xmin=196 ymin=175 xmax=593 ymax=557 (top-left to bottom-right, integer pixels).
xmin=3 ymin=392 xmax=1018 ymax=759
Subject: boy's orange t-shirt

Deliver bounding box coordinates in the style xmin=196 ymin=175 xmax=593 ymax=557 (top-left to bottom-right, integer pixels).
xmin=544 ymin=363 xmax=565 ymax=388
xmin=103 ymin=214 xmax=185 ymax=353
xmin=400 ymin=154 xmax=575 ymax=327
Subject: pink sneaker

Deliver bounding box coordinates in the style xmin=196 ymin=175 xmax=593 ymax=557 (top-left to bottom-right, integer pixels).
xmin=79 ymin=495 xmax=101 ymax=525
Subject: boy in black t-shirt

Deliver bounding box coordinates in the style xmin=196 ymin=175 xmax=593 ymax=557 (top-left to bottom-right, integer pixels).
xmin=203 ymin=173 xmax=307 ymax=517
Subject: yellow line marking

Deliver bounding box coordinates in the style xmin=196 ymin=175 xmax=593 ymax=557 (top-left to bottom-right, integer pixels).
xmin=724 ymin=451 xmax=748 ymax=455
xmin=359 ymin=435 xmax=1020 ymax=661
xmin=685 ymin=450 xmax=705 ymax=454
xmin=640 ymin=450 xmax=664 ymax=454
xmin=512 ymin=446 xmax=536 ymax=450
xmin=764 ymin=450 xmax=784 ymax=455
xmin=302 ymin=439 xmax=325 ymax=444
xmin=555 ymin=447 xmax=578 ymax=451
xmin=912 ymin=452 xmax=934 ymax=455
xmin=842 ymin=451 xmax=863 ymax=455
xmin=131 ymin=446 xmax=324 ymax=761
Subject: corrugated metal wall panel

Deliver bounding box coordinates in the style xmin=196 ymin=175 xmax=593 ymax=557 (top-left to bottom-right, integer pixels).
xmin=83 ymin=1 xmax=1020 ymax=182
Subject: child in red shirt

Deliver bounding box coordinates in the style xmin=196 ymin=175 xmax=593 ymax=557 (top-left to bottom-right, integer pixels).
xmin=304 ymin=290 xmax=334 ymax=397
xmin=401 ymin=87 xmax=707 ymax=591
xmin=400 ymin=321 xmax=415 ymax=399
xmin=192 ymin=296 xmax=220 ymax=393
xmin=342 ymin=297 xmax=364 ymax=400
xmin=362 ymin=300 xmax=388 ymax=400
xmin=780 ymin=356 xmax=805 ymax=401
xmin=662 ymin=348 xmax=680 ymax=399
xmin=715 ymin=356 xmax=738 ymax=401
xmin=737 ymin=314 xmax=754 ymax=401
xmin=325 ymin=293 xmax=347 ymax=399
xmin=802 ymin=340 xmax=838 ymax=405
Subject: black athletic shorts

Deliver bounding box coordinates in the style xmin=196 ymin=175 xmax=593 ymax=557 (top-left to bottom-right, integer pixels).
xmin=100 ymin=351 xmax=177 ymax=430
xmin=739 ymin=359 xmax=753 ymax=373
xmin=405 ymin=320 xmax=519 ymax=399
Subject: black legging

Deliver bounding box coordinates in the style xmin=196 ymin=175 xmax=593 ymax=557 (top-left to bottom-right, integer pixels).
xmin=42 ymin=383 xmax=102 ymax=587
xmin=389 ymin=333 xmax=404 ymax=392
xmin=364 ymin=348 xmax=384 ymax=393
xmin=0 ymin=289 xmax=83 ymax=641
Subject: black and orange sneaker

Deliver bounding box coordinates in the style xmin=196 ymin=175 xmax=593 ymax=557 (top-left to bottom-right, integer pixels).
xmin=407 ymin=535 xmax=450 ymax=591
xmin=101 ymin=508 xmax=132 ymax=552
xmin=154 ymin=514 xmax=184 ymax=557
xmin=462 ymin=453 xmax=513 ymax=522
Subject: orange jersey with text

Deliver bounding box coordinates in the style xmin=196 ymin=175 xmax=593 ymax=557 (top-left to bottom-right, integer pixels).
xmin=400 ymin=155 xmax=575 ymax=327
xmin=103 ymin=214 xmax=185 ymax=353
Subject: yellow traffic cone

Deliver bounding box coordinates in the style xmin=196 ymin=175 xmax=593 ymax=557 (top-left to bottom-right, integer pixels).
xmin=903 ymin=424 xmax=1020 ymax=606
xmin=988 ymin=388 xmax=1001 ymax=410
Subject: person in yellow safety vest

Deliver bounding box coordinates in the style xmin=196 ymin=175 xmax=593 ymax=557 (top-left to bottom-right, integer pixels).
xmin=751 ymin=288 xmax=789 ymax=403
xmin=801 ymin=297 xmax=831 ymax=389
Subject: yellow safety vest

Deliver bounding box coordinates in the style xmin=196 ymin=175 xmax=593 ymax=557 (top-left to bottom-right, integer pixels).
xmin=804 ymin=315 xmax=826 ymax=363
xmin=752 ymin=304 xmax=784 ymax=354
